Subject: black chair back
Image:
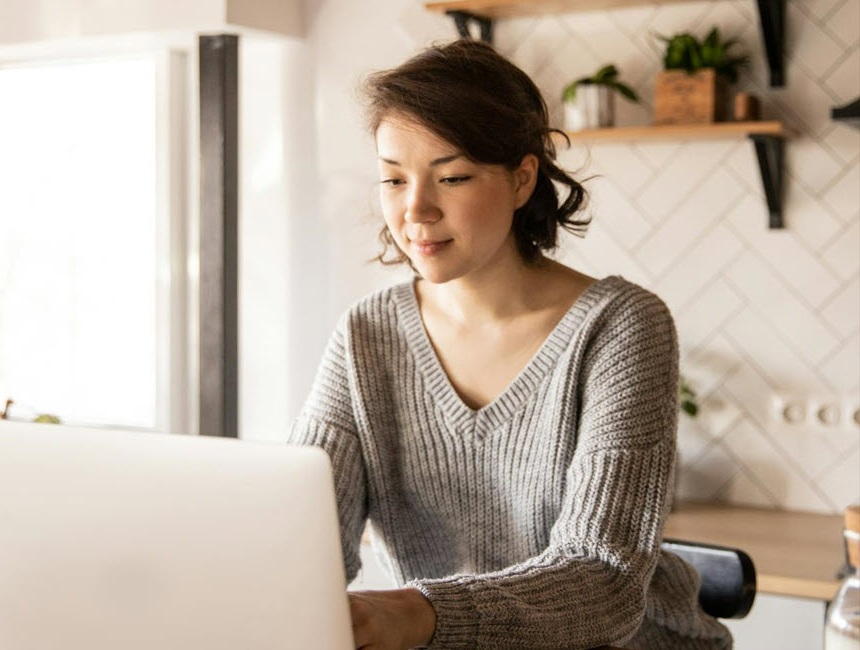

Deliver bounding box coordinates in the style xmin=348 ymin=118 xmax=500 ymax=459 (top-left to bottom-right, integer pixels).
xmin=661 ymin=538 xmax=757 ymax=619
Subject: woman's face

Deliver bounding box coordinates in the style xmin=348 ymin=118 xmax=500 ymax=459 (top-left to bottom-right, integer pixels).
xmin=375 ymin=114 xmax=537 ymax=285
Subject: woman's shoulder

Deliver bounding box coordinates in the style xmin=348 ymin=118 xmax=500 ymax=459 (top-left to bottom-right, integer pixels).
xmin=566 ymin=275 xmax=677 ymax=357
xmin=584 ymin=275 xmax=674 ymax=324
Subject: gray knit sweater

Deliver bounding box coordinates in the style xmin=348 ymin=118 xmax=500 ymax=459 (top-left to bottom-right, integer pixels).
xmin=289 ymin=275 xmax=732 ymax=649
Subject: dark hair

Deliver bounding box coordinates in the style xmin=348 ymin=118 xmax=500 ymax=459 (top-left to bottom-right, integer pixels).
xmin=363 ymin=39 xmax=589 ymax=266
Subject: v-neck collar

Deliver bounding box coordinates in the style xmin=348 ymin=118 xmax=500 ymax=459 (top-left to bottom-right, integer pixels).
xmin=392 ymin=275 xmax=618 ymax=440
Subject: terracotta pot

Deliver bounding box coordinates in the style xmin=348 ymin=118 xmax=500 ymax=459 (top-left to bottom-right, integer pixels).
xmin=653 ymin=68 xmax=728 ymax=125
xmin=563 ymin=85 xmax=615 ymax=131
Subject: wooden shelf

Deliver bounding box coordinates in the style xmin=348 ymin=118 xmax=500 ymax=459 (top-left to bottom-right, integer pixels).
xmin=426 ymin=0 xmax=732 ymax=19
xmin=425 ymin=0 xmax=785 ymax=86
xmin=559 ymin=120 xmax=784 ymax=143
xmin=554 ymin=121 xmax=786 ymax=228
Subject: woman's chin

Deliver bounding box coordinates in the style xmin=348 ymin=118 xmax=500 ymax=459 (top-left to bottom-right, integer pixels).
xmin=412 ymin=263 xmax=460 ymax=285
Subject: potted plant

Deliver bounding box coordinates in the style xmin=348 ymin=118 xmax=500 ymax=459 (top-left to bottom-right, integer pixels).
xmin=562 ymin=64 xmax=639 ymax=131
xmin=653 ymin=27 xmax=749 ymax=125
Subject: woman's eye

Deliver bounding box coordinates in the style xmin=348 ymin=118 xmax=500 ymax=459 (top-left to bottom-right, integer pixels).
xmin=441 ymin=175 xmax=471 ymax=185
xmin=380 ymin=178 xmax=405 ymax=186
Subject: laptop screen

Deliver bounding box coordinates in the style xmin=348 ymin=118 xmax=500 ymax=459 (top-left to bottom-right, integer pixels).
xmin=0 ymin=421 xmax=354 ymax=650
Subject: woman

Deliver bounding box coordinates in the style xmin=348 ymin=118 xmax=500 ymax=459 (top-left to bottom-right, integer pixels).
xmin=289 ymin=39 xmax=732 ymax=650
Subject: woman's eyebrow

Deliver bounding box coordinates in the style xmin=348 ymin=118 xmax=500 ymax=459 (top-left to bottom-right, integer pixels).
xmin=378 ymin=154 xmax=463 ymax=166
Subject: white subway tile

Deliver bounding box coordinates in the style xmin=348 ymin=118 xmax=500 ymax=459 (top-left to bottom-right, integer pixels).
xmin=820 ymin=276 xmax=860 ymax=338
xmin=676 ymin=441 xmax=738 ymax=502
xmin=638 ymin=167 xmax=745 ymax=277
xmin=786 ymin=137 xmax=847 ymax=196
xmin=698 ymin=388 xmax=744 ymax=439
xmin=586 ymin=175 xmax=652 ymax=249
xmin=826 ymin=0 xmax=860 ymax=48
xmin=676 ymin=417 xmax=718 ymax=469
xmin=676 ymin=279 xmax=744 ymax=351
xmin=724 ymin=307 xmax=832 ymax=394
xmin=777 ymin=183 xmax=845 ymax=251
xmin=786 ymin=5 xmax=846 ymax=80
xmin=816 ymin=446 xmax=860 ymax=513
xmin=820 ymin=123 xmax=860 ymax=166
xmin=726 ymin=197 xmax=842 ymax=305
xmin=818 ymin=333 xmax=860 ymax=393
xmin=720 ymin=468 xmax=781 ymax=509
xmin=780 ymin=478 xmax=837 ymax=512
xmin=795 ymin=0 xmax=844 ymax=22
xmin=590 ymin=143 xmax=657 ymax=198
xmin=721 ymin=420 xmax=792 ymax=500
xmin=495 ymin=17 xmax=540 ymax=56
xmin=724 ymin=252 xmax=841 ymax=365
xmin=821 ymin=161 xmax=860 ymax=223
xmin=682 ymin=335 xmax=745 ymax=397
xmin=821 ymin=220 xmax=860 ymax=281
xmin=630 ymin=140 xmax=683 ymax=170
xmin=654 ymin=223 xmax=744 ymax=310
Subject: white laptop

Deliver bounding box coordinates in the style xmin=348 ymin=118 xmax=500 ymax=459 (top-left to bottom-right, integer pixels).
xmin=0 ymin=420 xmax=354 ymax=650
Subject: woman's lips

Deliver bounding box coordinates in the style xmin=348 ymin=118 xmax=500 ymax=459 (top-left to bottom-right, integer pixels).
xmin=411 ymin=239 xmax=452 ymax=256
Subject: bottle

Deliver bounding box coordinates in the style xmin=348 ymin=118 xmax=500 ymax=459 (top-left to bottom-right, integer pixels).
xmin=825 ymin=505 xmax=860 ymax=649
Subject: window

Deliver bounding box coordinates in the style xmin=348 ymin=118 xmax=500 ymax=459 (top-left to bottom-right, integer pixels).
xmin=0 ymin=51 xmax=187 ymax=431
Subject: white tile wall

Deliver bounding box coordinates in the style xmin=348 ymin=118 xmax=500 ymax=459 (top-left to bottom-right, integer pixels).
xmin=306 ymin=0 xmax=859 ymax=514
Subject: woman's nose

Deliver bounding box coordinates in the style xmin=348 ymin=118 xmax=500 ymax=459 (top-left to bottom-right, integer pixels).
xmin=404 ymin=183 xmax=441 ymax=223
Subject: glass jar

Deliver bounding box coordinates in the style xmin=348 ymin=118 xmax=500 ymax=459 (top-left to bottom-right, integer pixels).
xmin=825 ymin=505 xmax=860 ymax=649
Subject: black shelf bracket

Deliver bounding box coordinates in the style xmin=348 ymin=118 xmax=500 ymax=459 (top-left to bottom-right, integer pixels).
xmin=832 ymin=98 xmax=860 ymax=128
xmin=755 ymin=0 xmax=785 ymax=87
xmin=749 ymin=134 xmax=784 ymax=229
xmin=446 ymin=10 xmax=494 ymax=43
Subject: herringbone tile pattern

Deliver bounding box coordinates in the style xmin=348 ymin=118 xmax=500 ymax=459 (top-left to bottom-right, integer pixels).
xmin=487 ymin=0 xmax=859 ymax=514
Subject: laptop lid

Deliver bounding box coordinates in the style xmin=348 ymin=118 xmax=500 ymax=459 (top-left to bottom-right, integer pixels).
xmin=0 ymin=421 xmax=354 ymax=650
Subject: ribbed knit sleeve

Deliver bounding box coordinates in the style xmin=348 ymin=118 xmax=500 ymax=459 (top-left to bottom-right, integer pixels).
xmin=406 ymin=287 xmax=681 ymax=649
xmin=288 ymin=319 xmax=368 ymax=583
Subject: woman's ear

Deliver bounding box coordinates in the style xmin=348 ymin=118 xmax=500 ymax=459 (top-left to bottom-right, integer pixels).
xmin=513 ymin=154 xmax=539 ymax=209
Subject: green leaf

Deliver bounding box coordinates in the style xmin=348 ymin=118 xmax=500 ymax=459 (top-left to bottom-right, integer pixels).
xmin=612 ymin=81 xmax=639 ymax=103
xmin=657 ymin=27 xmax=748 ymax=83
xmin=704 ymin=27 xmax=719 ymax=50
xmin=563 ymin=64 xmax=637 ymax=103
xmin=593 ymin=64 xmax=619 ymax=82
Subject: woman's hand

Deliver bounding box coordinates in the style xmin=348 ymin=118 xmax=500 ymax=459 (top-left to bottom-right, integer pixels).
xmin=349 ymin=587 xmax=437 ymax=650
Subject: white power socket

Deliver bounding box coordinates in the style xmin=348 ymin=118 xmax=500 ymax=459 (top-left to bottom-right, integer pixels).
xmin=772 ymin=395 xmax=860 ymax=432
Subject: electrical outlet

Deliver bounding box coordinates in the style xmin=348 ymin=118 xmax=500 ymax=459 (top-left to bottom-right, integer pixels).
xmin=773 ymin=394 xmax=860 ymax=432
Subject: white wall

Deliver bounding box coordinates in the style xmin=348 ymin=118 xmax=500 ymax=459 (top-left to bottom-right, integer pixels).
xmin=283 ymin=0 xmax=859 ymax=514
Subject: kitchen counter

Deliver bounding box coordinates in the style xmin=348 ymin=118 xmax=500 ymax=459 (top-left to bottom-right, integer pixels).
xmin=665 ymin=501 xmax=845 ymax=601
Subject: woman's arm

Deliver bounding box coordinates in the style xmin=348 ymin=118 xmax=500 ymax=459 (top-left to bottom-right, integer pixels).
xmin=288 ymin=320 xmax=369 ymax=583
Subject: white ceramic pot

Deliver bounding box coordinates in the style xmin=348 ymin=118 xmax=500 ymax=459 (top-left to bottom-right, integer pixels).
xmin=563 ymin=84 xmax=615 ymax=131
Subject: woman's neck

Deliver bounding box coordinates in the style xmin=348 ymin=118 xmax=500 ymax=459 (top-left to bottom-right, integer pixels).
xmin=417 ymin=256 xmax=578 ymax=327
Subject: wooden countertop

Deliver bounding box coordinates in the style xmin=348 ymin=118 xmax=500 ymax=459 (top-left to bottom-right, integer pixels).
xmin=665 ymin=501 xmax=845 ymax=601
